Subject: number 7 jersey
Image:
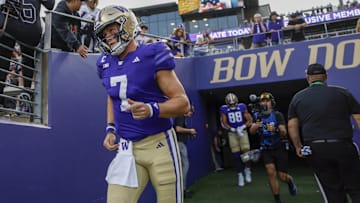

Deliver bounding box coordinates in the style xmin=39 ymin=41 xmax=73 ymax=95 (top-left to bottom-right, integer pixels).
xmin=97 ymin=42 xmax=175 ymax=141
xmin=220 ymin=103 xmax=247 ymax=128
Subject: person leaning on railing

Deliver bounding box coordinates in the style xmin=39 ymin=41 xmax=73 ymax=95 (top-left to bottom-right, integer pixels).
xmin=286 ymin=13 xmax=307 ymax=42
xmin=51 ymin=0 xmax=88 ymax=58
xmin=356 ymin=18 xmax=360 ymax=33
xmin=250 ymin=13 xmax=267 ymax=49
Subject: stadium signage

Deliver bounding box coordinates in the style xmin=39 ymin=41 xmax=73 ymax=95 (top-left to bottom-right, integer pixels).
xmin=208 ymin=38 xmax=360 ymax=84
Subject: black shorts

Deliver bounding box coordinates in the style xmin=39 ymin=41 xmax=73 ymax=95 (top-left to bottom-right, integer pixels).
xmin=262 ymin=145 xmax=288 ymax=173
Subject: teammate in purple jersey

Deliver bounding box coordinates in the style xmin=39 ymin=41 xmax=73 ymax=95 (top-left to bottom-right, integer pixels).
xmin=220 ymin=93 xmax=253 ymax=187
xmin=94 ymin=5 xmax=189 ymax=203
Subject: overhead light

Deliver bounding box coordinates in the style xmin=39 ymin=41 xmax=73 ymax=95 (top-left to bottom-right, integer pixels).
xmin=194 ymin=25 xmax=199 ymax=28
xmin=170 ymin=22 xmax=175 ymax=26
xmin=192 ymin=19 xmax=196 ymax=23
xmin=203 ymin=18 xmax=208 ymax=21
xmin=205 ymin=23 xmax=209 ymax=27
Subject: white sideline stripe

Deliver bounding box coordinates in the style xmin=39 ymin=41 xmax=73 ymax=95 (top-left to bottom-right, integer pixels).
xmin=314 ymin=173 xmax=328 ymax=203
xmin=167 ymin=129 xmax=182 ymax=203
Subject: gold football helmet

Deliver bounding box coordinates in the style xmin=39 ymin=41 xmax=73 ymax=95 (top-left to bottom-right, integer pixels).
xmin=94 ymin=5 xmax=139 ymax=55
xmin=225 ymin=93 xmax=238 ymax=109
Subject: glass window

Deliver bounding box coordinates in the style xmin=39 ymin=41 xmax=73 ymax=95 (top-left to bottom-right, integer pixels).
xmin=158 ymin=21 xmax=168 ymax=37
xmin=166 ymin=12 xmax=175 ymax=20
xmin=140 ymin=16 xmax=149 ymax=24
xmin=208 ymin=18 xmax=218 ymax=31
xmin=149 ymin=14 xmax=157 ymax=22
xmin=227 ymin=15 xmax=238 ymax=28
xmin=149 ymin=22 xmax=159 ymax=35
xmin=158 ymin=13 xmax=167 ymax=21
xmin=218 ymin=16 xmax=228 ymax=29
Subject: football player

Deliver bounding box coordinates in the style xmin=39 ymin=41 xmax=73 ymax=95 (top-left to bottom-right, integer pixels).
xmin=95 ymin=5 xmax=189 ymax=203
xmin=220 ymin=92 xmax=253 ymax=186
xmin=0 ymin=0 xmax=55 ymax=106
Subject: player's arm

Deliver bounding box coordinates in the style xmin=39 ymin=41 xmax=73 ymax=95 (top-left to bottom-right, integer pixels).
xmin=244 ymin=110 xmax=253 ymax=127
xmin=275 ymin=112 xmax=287 ymax=136
xmin=156 ymin=70 xmax=189 ymax=118
xmin=220 ymin=112 xmax=232 ymax=130
xmin=103 ymin=96 xmax=119 ymax=151
xmin=175 ymin=126 xmax=196 ymax=134
xmin=288 ymin=118 xmax=302 ymax=157
xmin=260 ymin=23 xmax=267 ymax=32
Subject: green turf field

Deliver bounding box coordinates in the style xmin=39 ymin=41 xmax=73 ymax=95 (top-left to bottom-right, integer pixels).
xmin=185 ymin=164 xmax=324 ymax=203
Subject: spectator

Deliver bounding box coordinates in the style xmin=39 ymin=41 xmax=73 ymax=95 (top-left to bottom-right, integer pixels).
xmin=51 ymin=0 xmax=88 ymax=58
xmin=250 ymin=13 xmax=267 ymax=49
xmin=267 ymin=11 xmax=284 ymax=45
xmin=287 ymin=13 xmax=307 ymax=42
xmin=0 ymin=0 xmax=55 ymax=107
xmin=79 ymin=0 xmax=99 ymax=52
xmin=3 ymin=61 xmax=23 ymax=109
xmin=170 ymin=24 xmax=192 ymax=57
xmin=174 ymin=106 xmax=197 ymax=198
xmin=193 ymin=30 xmax=212 ymax=57
xmin=356 ymin=18 xmax=360 ymax=33
xmin=135 ymin=24 xmax=154 ymax=44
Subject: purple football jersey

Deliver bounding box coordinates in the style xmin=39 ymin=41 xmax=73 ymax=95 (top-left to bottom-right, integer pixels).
xmin=220 ymin=103 xmax=247 ymax=128
xmin=97 ymin=42 xmax=175 ymax=141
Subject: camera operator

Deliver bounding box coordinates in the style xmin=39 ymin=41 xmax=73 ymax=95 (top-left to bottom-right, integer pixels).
xmin=220 ymin=93 xmax=253 ymax=187
xmin=249 ymin=92 xmax=297 ymax=203
xmin=288 ymin=63 xmax=360 ymax=203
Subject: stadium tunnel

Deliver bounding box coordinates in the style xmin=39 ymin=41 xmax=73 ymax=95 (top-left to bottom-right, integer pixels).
xmin=197 ymin=79 xmax=308 ymax=167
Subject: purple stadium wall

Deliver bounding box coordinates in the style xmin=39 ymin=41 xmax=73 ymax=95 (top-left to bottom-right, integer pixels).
xmin=0 ymin=34 xmax=359 ymax=203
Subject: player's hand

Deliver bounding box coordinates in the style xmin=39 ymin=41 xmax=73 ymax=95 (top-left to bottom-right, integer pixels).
xmin=230 ymin=127 xmax=236 ymax=132
xmin=103 ymin=132 xmax=119 ymax=151
xmin=76 ymin=45 xmax=88 ymax=58
xmin=126 ymin=99 xmax=151 ymax=120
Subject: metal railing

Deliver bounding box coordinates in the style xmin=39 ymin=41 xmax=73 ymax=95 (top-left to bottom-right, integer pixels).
xmin=189 ymin=16 xmax=359 ymax=56
xmin=0 ymin=33 xmax=46 ymax=124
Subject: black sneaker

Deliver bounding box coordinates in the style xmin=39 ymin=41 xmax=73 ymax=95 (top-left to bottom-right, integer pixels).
xmin=288 ymin=178 xmax=297 ymax=196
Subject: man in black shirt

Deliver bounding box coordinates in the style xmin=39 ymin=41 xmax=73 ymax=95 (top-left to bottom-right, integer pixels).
xmin=288 ymin=63 xmax=360 ymax=203
xmin=174 ymin=107 xmax=197 ymax=198
xmin=51 ymin=0 xmax=88 ymax=58
xmin=286 ymin=13 xmax=307 ymax=42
